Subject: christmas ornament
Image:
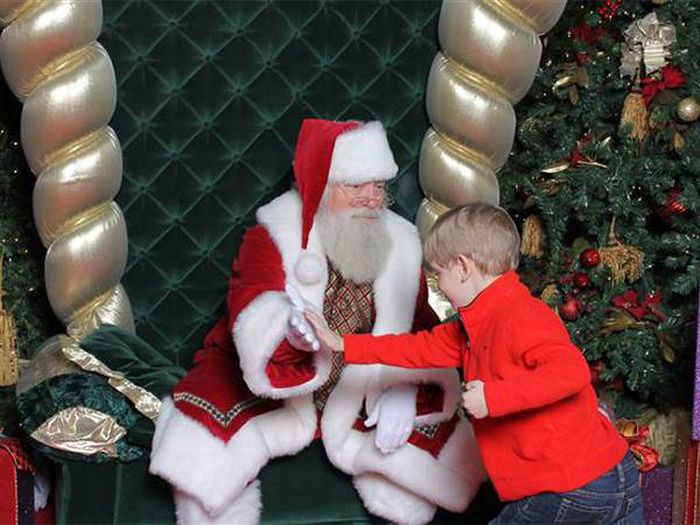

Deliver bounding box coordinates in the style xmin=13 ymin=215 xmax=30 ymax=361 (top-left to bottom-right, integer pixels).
xmin=673 ymin=130 xmax=685 ymax=152
xmin=520 ymin=215 xmax=546 ymax=259
xmin=617 ymin=419 xmax=660 ymax=472
xmin=651 ymin=0 xmax=669 ymax=4
xmin=599 ymin=218 xmax=645 ymax=285
xmin=541 ymin=136 xmax=607 ymax=174
xmin=641 ymin=66 xmax=685 ymax=106
xmin=573 ymin=272 xmax=591 ymax=289
xmin=677 ymin=97 xmax=700 ymax=122
xmin=620 ymin=12 xmax=677 ymax=78
xmin=0 ymin=253 xmax=18 ymax=387
xmin=580 ymin=248 xmax=601 ymax=267
xmin=657 ymin=188 xmax=688 ymax=220
xmin=540 ymin=284 xmax=560 ymax=307
xmin=620 ymin=75 xmax=649 ymax=141
xmin=598 ymin=0 xmax=622 ymax=21
xmin=559 ymin=296 xmax=582 ymax=321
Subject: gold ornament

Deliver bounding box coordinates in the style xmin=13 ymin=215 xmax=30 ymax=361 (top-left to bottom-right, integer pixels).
xmin=0 ymin=0 xmax=134 ymax=339
xmin=677 ymin=97 xmax=700 ymax=122
xmin=0 ymin=253 xmax=19 ymax=387
xmin=540 ymin=284 xmax=560 ymax=307
xmin=521 ymin=215 xmax=547 ymax=259
xmin=673 ymin=131 xmax=685 ymax=153
xmin=599 ymin=218 xmax=645 ymax=285
xmin=651 ymin=0 xmax=669 ymax=4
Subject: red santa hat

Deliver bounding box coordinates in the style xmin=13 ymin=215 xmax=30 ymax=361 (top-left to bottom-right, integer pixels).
xmin=292 ymin=118 xmax=398 ymax=284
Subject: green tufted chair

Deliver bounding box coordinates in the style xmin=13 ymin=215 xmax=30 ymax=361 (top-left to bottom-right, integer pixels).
xmin=47 ymin=1 xmax=503 ymax=523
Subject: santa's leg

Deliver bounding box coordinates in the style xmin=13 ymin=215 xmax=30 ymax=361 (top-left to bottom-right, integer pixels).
xmin=174 ymin=480 xmax=261 ymax=525
xmin=353 ymin=472 xmax=436 ymax=525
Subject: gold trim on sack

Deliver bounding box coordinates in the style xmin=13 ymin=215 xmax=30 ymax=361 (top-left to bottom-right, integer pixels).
xmin=30 ymin=406 xmax=125 ymax=457
xmin=60 ymin=336 xmax=161 ymax=422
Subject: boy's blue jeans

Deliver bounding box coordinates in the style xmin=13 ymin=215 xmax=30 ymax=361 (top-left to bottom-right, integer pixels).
xmin=489 ymin=452 xmax=643 ymax=524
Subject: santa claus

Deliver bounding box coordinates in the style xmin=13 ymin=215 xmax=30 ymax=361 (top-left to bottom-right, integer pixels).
xmin=149 ymin=119 xmax=486 ymax=524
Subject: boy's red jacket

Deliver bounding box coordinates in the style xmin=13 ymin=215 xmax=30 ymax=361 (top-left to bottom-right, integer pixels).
xmin=344 ymin=270 xmax=628 ymax=501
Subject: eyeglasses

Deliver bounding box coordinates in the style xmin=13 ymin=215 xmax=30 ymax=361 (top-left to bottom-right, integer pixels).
xmin=336 ymin=182 xmax=395 ymax=207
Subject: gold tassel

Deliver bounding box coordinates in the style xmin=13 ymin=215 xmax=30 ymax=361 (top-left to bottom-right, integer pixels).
xmin=599 ymin=218 xmax=645 ymax=285
xmin=521 ymin=215 xmax=546 ymax=259
xmin=0 ymin=253 xmax=19 ymax=387
xmin=619 ymin=74 xmax=648 ymax=141
xmin=540 ymin=283 xmax=560 ymax=307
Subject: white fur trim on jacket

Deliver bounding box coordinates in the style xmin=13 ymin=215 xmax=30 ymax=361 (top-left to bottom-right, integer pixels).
xmin=150 ymin=396 xmax=316 ymax=517
xmin=173 ymin=482 xmax=261 ymax=525
xmin=328 ymin=121 xmax=398 ymax=184
xmin=353 ymin=473 xmax=436 ymax=525
xmin=233 ymin=290 xmax=333 ymax=399
xmin=353 ymin=417 xmax=486 ymax=513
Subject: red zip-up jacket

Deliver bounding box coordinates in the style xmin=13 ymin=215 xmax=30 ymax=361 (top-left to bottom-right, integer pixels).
xmin=344 ymin=270 xmax=628 ymax=501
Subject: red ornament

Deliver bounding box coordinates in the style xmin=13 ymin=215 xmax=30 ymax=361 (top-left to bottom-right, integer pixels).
xmin=579 ymin=248 xmax=601 ymax=268
xmin=559 ymin=296 xmax=582 ymax=321
xmin=590 ymin=360 xmax=606 ymax=385
xmin=598 ymin=0 xmax=622 ymax=21
xmin=658 ymin=188 xmax=688 ymax=220
xmin=573 ymin=272 xmax=591 ymax=289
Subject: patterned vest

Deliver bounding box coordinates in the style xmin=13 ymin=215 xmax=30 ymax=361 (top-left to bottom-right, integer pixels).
xmin=313 ymin=263 xmax=375 ymax=411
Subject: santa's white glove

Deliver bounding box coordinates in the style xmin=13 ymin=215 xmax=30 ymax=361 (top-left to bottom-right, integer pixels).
xmin=285 ymin=283 xmax=321 ymax=352
xmin=365 ymin=384 xmax=418 ymax=454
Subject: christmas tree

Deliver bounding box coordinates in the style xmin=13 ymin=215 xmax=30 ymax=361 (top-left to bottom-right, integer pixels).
xmin=0 ymin=82 xmax=58 ymax=434
xmin=500 ymin=0 xmax=699 ymax=415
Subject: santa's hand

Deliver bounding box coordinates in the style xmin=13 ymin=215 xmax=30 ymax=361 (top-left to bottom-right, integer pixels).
xmin=285 ymin=284 xmax=320 ymax=352
xmin=304 ymin=310 xmax=344 ymax=353
xmin=364 ymin=384 xmax=418 ymax=454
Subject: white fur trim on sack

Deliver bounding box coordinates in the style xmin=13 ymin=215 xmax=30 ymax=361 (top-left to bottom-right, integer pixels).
xmin=150 ymin=396 xmax=316 ymax=517
xmin=328 ymin=121 xmax=398 ymax=185
xmin=233 ymin=290 xmax=332 ymax=399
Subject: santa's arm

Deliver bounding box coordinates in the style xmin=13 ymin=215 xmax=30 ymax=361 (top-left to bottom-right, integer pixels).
xmin=228 ymin=226 xmax=332 ymax=399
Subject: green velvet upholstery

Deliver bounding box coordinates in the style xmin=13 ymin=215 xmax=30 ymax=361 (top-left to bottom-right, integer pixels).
xmin=40 ymin=2 xmax=505 ymax=523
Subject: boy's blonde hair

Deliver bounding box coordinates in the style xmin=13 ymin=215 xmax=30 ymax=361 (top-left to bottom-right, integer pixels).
xmin=423 ymin=202 xmax=520 ymax=276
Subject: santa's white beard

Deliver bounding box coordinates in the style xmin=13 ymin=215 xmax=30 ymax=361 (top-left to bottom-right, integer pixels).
xmin=316 ymin=208 xmax=392 ymax=284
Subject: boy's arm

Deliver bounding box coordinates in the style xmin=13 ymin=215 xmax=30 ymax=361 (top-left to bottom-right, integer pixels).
xmin=344 ymin=321 xmax=463 ymax=369
xmin=485 ymin=304 xmax=591 ymax=418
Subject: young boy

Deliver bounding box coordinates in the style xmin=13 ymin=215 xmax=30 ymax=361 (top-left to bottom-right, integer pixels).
xmin=306 ymin=202 xmax=643 ymax=524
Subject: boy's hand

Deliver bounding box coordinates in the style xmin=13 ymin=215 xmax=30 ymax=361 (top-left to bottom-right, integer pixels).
xmin=462 ymin=380 xmax=489 ymax=419
xmin=304 ymin=310 xmax=344 ymax=353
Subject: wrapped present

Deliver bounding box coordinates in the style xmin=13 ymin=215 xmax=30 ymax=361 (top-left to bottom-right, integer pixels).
xmin=0 ymin=437 xmax=37 ymax=525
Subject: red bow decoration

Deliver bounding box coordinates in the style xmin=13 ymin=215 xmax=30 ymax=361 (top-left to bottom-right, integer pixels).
xmin=571 ymin=23 xmax=606 ymax=45
xmin=617 ymin=419 xmax=659 ymax=472
xmin=641 ymin=66 xmax=686 ymax=106
xmin=611 ymin=290 xmax=666 ymax=321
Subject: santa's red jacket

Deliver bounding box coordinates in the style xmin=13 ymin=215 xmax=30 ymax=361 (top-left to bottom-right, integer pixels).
xmin=345 ymin=270 xmax=629 ymax=502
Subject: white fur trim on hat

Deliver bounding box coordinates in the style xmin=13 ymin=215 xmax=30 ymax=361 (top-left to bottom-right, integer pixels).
xmin=328 ymin=121 xmax=398 ymax=184
xmin=294 ymin=251 xmax=324 ymax=285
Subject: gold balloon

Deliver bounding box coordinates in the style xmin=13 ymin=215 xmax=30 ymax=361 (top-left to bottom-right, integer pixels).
xmin=677 ymin=97 xmax=700 ymax=123
xmin=418 ymin=0 xmax=567 ymax=316
xmin=0 ymin=0 xmax=134 ymax=340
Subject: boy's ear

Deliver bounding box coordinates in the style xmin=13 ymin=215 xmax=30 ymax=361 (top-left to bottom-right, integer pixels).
xmin=455 ymin=254 xmax=472 ymax=280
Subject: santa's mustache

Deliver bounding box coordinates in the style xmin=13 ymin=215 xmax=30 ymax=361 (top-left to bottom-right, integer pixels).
xmin=345 ymin=208 xmax=384 ymax=220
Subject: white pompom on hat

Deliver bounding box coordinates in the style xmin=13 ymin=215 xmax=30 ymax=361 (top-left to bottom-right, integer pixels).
xmin=292 ymin=119 xmax=398 ymax=284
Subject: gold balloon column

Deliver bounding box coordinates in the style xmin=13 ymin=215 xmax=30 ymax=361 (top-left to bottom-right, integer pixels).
xmin=417 ymin=0 xmax=567 ymax=238
xmin=0 ymin=0 xmax=134 ymax=339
